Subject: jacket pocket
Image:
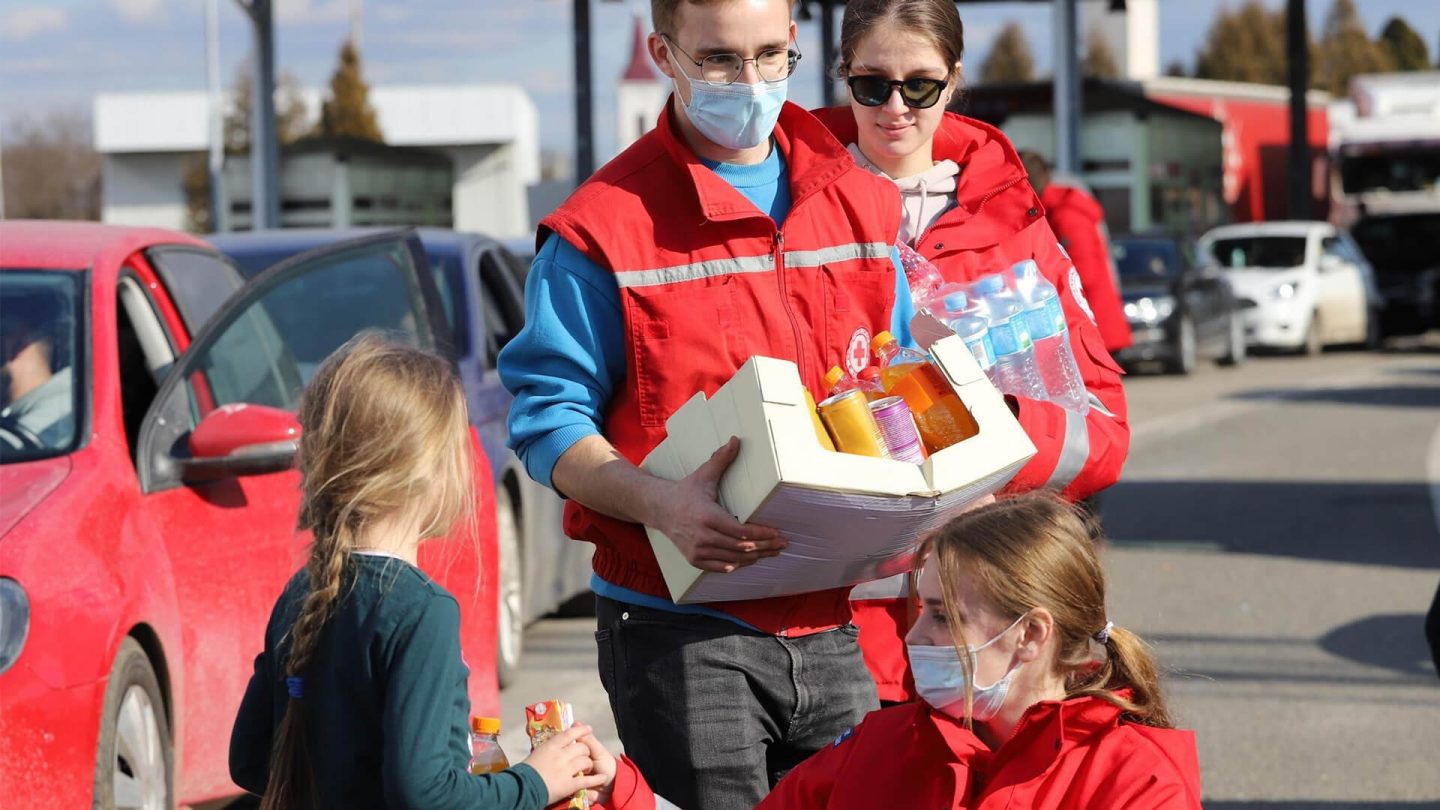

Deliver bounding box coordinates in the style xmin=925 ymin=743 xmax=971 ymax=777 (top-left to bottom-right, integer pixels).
xmin=823 ymin=266 xmax=892 ymax=374
xmin=627 ymin=283 xmax=747 ymax=428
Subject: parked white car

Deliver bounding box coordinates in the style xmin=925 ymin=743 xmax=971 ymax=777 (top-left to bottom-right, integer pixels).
xmin=1198 ymin=221 xmax=1382 ymax=354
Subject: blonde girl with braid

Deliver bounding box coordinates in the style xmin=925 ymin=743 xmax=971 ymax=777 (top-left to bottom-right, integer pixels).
xmin=228 ymin=335 xmax=638 ymax=809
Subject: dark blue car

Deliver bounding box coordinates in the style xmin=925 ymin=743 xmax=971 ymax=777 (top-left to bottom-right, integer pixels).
xmin=208 ymin=228 xmax=589 ymax=686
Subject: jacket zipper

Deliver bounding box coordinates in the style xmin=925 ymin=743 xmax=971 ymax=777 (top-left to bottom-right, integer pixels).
xmin=773 ymin=229 xmax=807 ymax=383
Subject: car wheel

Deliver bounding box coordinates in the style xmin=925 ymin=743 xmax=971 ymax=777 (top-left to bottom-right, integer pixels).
xmin=1303 ymin=312 xmax=1323 ymax=357
xmin=1363 ymin=308 xmax=1383 ymax=351
xmin=1164 ymin=317 xmax=1197 ymax=375
xmin=93 ymin=638 xmax=171 ymax=810
xmin=1218 ymin=313 xmax=1247 ymax=367
xmin=495 ymin=486 xmax=524 ymax=689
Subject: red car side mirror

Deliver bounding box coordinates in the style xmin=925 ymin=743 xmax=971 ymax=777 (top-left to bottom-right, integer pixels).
xmin=182 ymin=404 xmax=301 ymax=483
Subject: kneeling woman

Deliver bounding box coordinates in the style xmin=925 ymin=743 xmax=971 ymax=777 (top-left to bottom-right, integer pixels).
xmin=760 ymin=495 xmax=1201 ymax=809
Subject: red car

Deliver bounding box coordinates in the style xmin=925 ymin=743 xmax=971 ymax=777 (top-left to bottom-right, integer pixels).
xmin=0 ymin=222 xmax=499 ymax=808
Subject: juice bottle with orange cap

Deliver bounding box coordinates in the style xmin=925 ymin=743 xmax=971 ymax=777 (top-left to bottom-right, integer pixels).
xmin=870 ymin=332 xmax=980 ymax=453
xmin=824 ymin=365 xmax=886 ymax=401
xmin=468 ymin=716 xmax=511 ymax=775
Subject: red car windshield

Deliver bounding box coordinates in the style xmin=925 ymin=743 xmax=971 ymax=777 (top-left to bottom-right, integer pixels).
xmin=0 ymin=269 xmax=83 ymax=463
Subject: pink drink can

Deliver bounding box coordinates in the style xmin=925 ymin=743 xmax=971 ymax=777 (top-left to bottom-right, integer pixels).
xmin=869 ymin=396 xmax=926 ymax=464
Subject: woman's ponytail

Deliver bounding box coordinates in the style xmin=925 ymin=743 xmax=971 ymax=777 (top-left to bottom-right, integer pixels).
xmin=1071 ymin=625 xmax=1174 ymax=729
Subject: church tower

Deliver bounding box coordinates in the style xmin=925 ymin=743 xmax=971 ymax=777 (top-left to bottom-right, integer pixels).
xmin=616 ymin=11 xmax=669 ymax=154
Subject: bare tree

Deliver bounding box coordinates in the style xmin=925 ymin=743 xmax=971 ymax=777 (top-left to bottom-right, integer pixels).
xmin=1 ymin=112 xmax=101 ymax=221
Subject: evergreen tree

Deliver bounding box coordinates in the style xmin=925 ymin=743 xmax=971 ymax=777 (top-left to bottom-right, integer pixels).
xmin=317 ymin=40 xmax=383 ymax=142
xmin=1083 ymin=27 xmax=1121 ymax=78
xmin=1377 ymin=17 xmax=1430 ymax=72
xmin=1194 ymin=0 xmax=1296 ymax=86
xmin=1164 ymin=59 xmax=1188 ymax=78
xmin=980 ymin=23 xmax=1035 ymax=84
xmin=1315 ymin=0 xmax=1392 ymax=96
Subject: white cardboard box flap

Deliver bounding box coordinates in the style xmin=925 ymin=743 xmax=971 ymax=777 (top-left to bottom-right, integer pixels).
xmin=641 ymin=335 xmax=1037 ymax=604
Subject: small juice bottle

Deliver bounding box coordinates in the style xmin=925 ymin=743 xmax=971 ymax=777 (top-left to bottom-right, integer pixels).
xmin=824 ymin=365 xmax=886 ymax=401
xmin=469 ymin=716 xmax=510 ymax=775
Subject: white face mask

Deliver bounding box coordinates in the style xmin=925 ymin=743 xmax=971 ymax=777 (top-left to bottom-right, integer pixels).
xmin=908 ymin=613 xmax=1028 ymax=722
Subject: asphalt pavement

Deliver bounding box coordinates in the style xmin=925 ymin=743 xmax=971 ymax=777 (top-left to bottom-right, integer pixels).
xmin=499 ymin=339 xmax=1440 ymax=805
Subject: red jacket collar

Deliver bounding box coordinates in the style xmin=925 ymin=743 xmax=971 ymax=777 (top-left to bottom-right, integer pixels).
xmin=654 ymin=98 xmax=857 ymax=223
xmin=977 ymin=690 xmax=1133 ymax=784
xmin=810 ymin=106 xmax=1027 ymax=214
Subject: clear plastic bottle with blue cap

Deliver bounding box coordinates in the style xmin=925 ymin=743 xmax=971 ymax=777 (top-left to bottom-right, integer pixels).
xmin=1012 ymin=260 xmax=1088 ymax=414
xmin=935 ymin=290 xmax=996 ymax=378
xmin=970 ymin=273 xmax=1046 ymax=401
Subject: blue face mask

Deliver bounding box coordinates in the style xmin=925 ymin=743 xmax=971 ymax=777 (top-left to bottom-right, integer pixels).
xmin=670 ymin=52 xmax=788 ymax=150
xmin=907 ymin=612 xmax=1028 ymax=722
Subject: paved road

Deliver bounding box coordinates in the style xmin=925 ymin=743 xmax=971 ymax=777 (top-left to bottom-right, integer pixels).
xmin=500 ymin=341 xmax=1440 ymax=805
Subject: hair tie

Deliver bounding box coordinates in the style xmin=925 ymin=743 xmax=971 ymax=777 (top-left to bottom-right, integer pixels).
xmin=286 ymin=676 xmax=305 ymax=699
xmin=1093 ymin=621 xmax=1114 ymax=645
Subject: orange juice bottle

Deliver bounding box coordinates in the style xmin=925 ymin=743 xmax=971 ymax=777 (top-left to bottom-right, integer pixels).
xmin=468 ymin=717 xmax=510 ymax=775
xmin=870 ymin=332 xmax=980 ymax=453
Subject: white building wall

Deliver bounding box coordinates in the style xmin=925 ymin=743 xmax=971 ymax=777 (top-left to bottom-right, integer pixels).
xmin=93 ymin=85 xmax=539 ymax=236
xmin=446 ymin=143 xmax=530 ymax=240
xmin=100 ymin=153 xmax=191 ymax=229
xmin=617 ymin=81 xmax=669 ymax=154
xmin=1082 ymin=0 xmax=1158 ymax=81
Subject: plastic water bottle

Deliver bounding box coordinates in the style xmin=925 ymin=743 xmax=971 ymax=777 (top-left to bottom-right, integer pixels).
xmin=938 ymin=291 xmax=996 ymax=375
xmin=1012 ymin=261 xmax=1088 ymax=414
xmin=971 ymin=274 xmax=1046 ymax=401
xmin=897 ymin=242 xmax=945 ymax=307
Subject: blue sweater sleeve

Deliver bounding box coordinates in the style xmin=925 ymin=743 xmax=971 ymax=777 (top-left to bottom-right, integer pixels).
xmin=890 ymin=247 xmax=916 ymax=348
xmin=497 ymin=233 xmax=626 ymax=490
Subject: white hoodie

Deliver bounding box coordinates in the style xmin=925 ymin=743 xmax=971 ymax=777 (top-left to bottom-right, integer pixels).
xmin=848 ymin=143 xmax=961 ymax=247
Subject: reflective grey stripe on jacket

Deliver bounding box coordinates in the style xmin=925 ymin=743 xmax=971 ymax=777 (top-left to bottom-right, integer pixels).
xmin=613 ymin=242 xmax=891 ymax=289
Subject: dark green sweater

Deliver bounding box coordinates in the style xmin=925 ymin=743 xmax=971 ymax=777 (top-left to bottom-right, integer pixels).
xmin=230 ymin=553 xmax=546 ymax=809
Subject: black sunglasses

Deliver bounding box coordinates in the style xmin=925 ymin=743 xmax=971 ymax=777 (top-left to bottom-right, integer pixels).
xmin=846 ymin=75 xmax=947 ymax=109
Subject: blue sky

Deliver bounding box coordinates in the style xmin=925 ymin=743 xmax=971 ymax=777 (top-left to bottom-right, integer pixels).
xmin=1 ymin=0 xmax=1435 ymax=161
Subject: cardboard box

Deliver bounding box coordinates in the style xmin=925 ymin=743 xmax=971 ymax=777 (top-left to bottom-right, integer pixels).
xmin=640 ymin=327 xmax=1038 ymax=604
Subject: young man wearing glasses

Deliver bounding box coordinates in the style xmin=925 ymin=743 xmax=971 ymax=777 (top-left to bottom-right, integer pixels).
xmin=498 ymin=1 xmax=915 ymax=807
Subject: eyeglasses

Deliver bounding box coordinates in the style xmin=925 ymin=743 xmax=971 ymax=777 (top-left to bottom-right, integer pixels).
xmin=846 ymin=75 xmax=948 ymax=109
xmin=662 ymin=34 xmax=801 ymax=86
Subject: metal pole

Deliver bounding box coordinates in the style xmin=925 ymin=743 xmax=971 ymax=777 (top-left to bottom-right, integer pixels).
xmin=1053 ymin=0 xmax=1080 ymax=174
xmin=820 ymin=1 xmax=836 ymax=108
xmin=240 ymin=0 xmax=279 ymax=229
xmin=206 ymin=0 xmax=226 ymax=232
xmin=574 ymin=0 xmax=595 ymax=182
xmin=1286 ymin=0 xmax=1310 ymax=219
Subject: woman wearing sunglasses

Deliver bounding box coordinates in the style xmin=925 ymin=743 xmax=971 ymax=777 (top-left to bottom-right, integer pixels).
xmin=810 ymin=0 xmax=1132 ymax=710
